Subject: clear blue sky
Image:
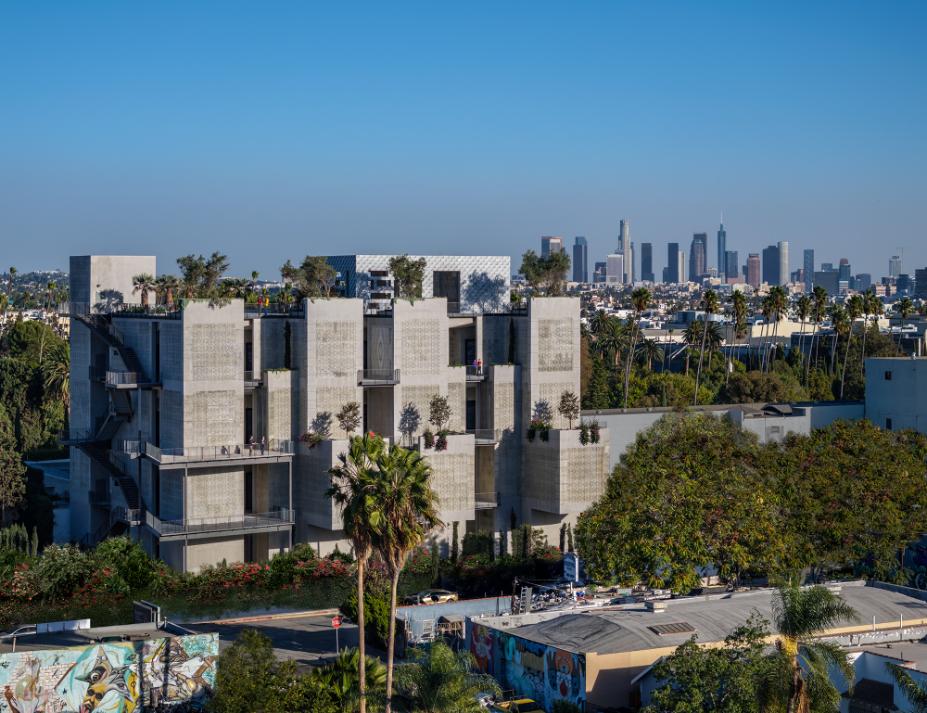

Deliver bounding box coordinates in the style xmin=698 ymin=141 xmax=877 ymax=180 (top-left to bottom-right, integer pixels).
xmin=1 ymin=1 xmax=925 ymax=279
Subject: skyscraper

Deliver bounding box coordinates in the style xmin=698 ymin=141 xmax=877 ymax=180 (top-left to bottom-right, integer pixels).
xmin=889 ymin=255 xmax=902 ymax=279
xmin=678 ymin=251 xmax=686 ymax=284
xmin=838 ymin=258 xmax=851 ymax=283
xmin=803 ymin=249 xmax=815 ymax=292
xmin=606 ymin=253 xmax=625 ymax=285
xmin=778 ymin=241 xmax=789 ymax=286
xmin=762 ymin=245 xmax=780 ymax=285
xmin=725 ymin=250 xmax=738 ymax=283
xmin=541 ymin=236 xmax=563 ymax=257
xmin=717 ymin=221 xmax=727 ymax=278
xmin=747 ymin=253 xmax=761 ymax=288
xmin=593 ymin=261 xmax=607 ymax=283
xmin=572 ymin=236 xmax=588 ymax=283
xmin=619 ymin=219 xmax=631 ymax=283
xmin=640 ymin=242 xmax=654 ymax=282
xmin=689 ymin=233 xmax=707 ymax=282
xmin=665 ymin=242 xmax=681 ymax=284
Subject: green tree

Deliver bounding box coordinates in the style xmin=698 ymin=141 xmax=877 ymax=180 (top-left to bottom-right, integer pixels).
xmin=368 ymin=445 xmax=442 ymax=713
xmin=0 ymin=438 xmax=26 ymax=524
xmin=132 ymin=273 xmax=157 ymax=308
xmin=557 ymin=390 xmax=580 ymax=429
xmin=519 ymin=250 xmax=571 ymax=296
xmin=389 ymin=255 xmax=427 ymax=303
xmin=624 ymin=287 xmax=652 ymax=408
xmin=394 ymin=640 xmax=499 ymax=713
xmin=761 ymin=585 xmax=857 ymax=713
xmin=644 ymin=616 xmax=770 ymax=713
xmin=889 ymin=664 xmax=927 ymax=712
xmin=280 ymin=256 xmax=338 ymax=301
xmin=310 ymin=647 xmax=387 ymax=712
xmin=575 ymin=415 xmax=789 ymax=592
xmin=329 ymin=433 xmax=387 ymax=713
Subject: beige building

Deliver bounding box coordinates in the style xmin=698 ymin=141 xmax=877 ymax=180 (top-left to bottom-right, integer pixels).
xmin=69 ymin=255 xmax=608 ymax=570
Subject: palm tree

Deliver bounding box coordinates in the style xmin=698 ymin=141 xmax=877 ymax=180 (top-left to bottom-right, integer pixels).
xmin=807 ymin=286 xmax=829 ymax=384
xmin=593 ymin=315 xmax=626 ymax=375
xmin=369 ymin=446 xmax=442 ymax=713
xmin=132 ymin=273 xmax=157 ymax=308
xmin=43 ymin=346 xmax=70 ymax=408
xmin=894 ymin=296 xmax=916 ymax=347
xmin=861 ymin=291 xmax=882 ymax=376
xmin=761 ymin=584 xmax=857 ymax=713
xmin=794 ymin=294 xmax=811 ymax=377
xmin=624 ymin=287 xmax=652 ymax=409
xmin=693 ymin=289 xmax=720 ymax=405
xmin=730 ymin=291 xmax=748 ymax=372
xmin=7 ymin=266 xmax=16 ymax=301
xmin=829 ymin=305 xmax=850 ymax=397
xmin=842 ymin=295 xmax=864 ymax=397
xmin=328 ymin=433 xmax=387 ymax=713
xmin=889 ymin=664 xmax=927 ymax=712
xmin=682 ymin=322 xmax=702 ymax=376
xmin=156 ymin=275 xmax=180 ymax=308
xmin=765 ymin=286 xmax=788 ymax=372
xmin=311 ymin=647 xmax=387 ymax=711
xmin=394 ymin=640 xmax=500 ymax=713
xmin=640 ymin=338 xmax=664 ymax=372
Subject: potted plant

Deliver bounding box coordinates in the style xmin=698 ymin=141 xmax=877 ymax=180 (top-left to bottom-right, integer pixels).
xmin=423 ymin=428 xmax=435 ymax=449
xmin=579 ymin=423 xmax=589 ymax=446
xmin=435 ymin=430 xmax=449 ymax=451
xmin=589 ymin=419 xmax=601 ymax=444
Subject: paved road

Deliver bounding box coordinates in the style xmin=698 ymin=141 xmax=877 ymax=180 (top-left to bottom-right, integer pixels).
xmin=187 ymin=613 xmax=385 ymax=668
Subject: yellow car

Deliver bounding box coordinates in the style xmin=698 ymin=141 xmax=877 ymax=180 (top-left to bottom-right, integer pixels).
xmin=405 ymin=589 xmax=459 ymax=605
xmin=491 ymin=699 xmax=545 ymax=713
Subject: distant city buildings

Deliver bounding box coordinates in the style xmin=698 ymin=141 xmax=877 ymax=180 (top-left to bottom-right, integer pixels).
xmin=689 ymin=233 xmax=707 ymax=282
xmin=593 ymin=261 xmax=606 ymax=284
xmin=640 ymin=242 xmax=654 ymax=282
xmin=619 ymin=219 xmax=631 ymax=283
xmin=890 ymin=255 xmax=902 ymax=279
xmin=778 ymin=241 xmax=789 ymax=287
xmin=747 ymin=253 xmax=761 ymax=288
xmin=606 ymin=253 xmax=625 ymax=286
xmin=664 ymin=242 xmax=682 ymax=284
xmin=572 ymin=236 xmax=588 ymax=283
xmin=762 ymin=244 xmax=779 ymax=285
xmin=717 ymin=221 xmax=727 ymax=279
xmin=804 ymin=249 xmax=815 ymax=292
xmin=541 ymin=236 xmax=564 ymax=258
xmin=724 ymin=250 xmax=738 ymax=284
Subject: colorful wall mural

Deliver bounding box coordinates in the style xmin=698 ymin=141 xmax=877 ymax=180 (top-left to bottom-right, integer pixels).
xmin=0 ymin=633 xmax=217 ymax=713
xmin=469 ymin=622 xmax=585 ymax=711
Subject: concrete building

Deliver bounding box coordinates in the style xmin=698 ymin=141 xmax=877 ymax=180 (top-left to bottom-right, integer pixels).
xmin=468 ymin=581 xmax=927 ymax=711
xmin=778 ymin=240 xmax=789 ymax=285
xmin=69 ymin=255 xmax=608 ymax=570
xmin=326 ymin=254 xmax=510 ymax=315
xmin=663 ymin=243 xmax=681 ymax=284
xmin=572 ymin=237 xmax=588 ymax=283
xmin=640 ymin=242 xmax=654 ymax=282
xmin=716 ymin=221 xmax=727 ymax=278
xmin=865 ymin=356 xmax=927 ymax=432
xmin=762 ymin=244 xmax=780 ymax=285
xmin=592 ymin=261 xmax=606 ymax=284
xmin=815 ymin=269 xmax=841 ymax=296
xmin=689 ymin=233 xmax=707 ymax=282
xmin=724 ymin=250 xmax=738 ymax=284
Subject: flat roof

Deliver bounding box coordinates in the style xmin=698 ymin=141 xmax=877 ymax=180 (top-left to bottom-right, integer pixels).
xmin=0 ymin=622 xmax=194 ymax=654
xmin=479 ymin=582 xmax=927 ymax=656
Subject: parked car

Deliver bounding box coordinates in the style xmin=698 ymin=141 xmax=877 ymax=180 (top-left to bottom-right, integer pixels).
xmin=404 ymin=589 xmax=459 ymax=605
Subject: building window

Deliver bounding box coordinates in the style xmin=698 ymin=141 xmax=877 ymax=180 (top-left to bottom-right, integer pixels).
xmin=886 ymin=418 xmax=893 ymax=431
xmin=884 ymin=371 xmax=892 ymax=381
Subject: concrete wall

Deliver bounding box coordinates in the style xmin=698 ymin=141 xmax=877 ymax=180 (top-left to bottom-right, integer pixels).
xmin=865 ymin=357 xmax=927 ymax=433
xmin=69 ymin=255 xmax=156 ymax=311
xmin=418 ymin=433 xmax=476 ymax=522
xmin=523 ymin=298 xmax=582 ymax=430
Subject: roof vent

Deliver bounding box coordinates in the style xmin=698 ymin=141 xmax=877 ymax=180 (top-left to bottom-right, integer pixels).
xmin=649 ymin=622 xmax=695 ymax=636
xmin=646 ymin=600 xmax=667 ymax=613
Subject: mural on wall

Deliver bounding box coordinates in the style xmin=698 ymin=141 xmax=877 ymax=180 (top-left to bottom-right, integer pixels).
xmin=0 ymin=633 xmax=217 ymax=713
xmin=467 ymin=628 xmax=584 ymax=711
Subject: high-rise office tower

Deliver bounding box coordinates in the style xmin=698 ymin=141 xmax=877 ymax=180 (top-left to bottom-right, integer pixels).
xmin=717 ymin=221 xmax=727 ymax=278
xmin=747 ymin=253 xmax=761 ymax=288
xmin=854 ymin=274 xmax=872 ymax=292
xmin=762 ymin=245 xmax=780 ymax=285
xmin=678 ymin=251 xmax=686 ymax=284
xmin=915 ymin=268 xmax=927 ymax=299
xmin=618 ymin=219 xmax=631 ymax=283
xmin=778 ymin=241 xmax=789 ymax=286
xmin=606 ymin=253 xmax=625 ymax=285
xmin=665 ymin=242 xmax=681 ymax=284
xmin=803 ymin=249 xmax=815 ymax=292
xmin=689 ymin=233 xmax=707 ymax=282
xmin=627 ymin=242 xmax=635 ymax=283
xmin=640 ymin=242 xmax=654 ymax=282
xmin=725 ymin=251 xmax=739 ymax=283
xmin=572 ymin=236 xmax=588 ymax=283
xmin=889 ymin=255 xmax=902 ymax=279
xmin=593 ymin=261 xmax=607 ymax=283
xmin=541 ymin=236 xmax=564 ymax=257
xmin=838 ymin=258 xmax=851 ymax=283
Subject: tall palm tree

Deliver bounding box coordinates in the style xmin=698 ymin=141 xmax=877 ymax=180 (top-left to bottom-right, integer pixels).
xmin=730 ymin=291 xmax=748 ymax=372
xmin=132 ymin=273 xmax=157 ymax=308
xmin=894 ymin=296 xmax=916 ymax=347
xmin=761 ymin=584 xmax=857 ymax=713
xmin=682 ymin=322 xmax=702 ymax=376
xmin=765 ymin=286 xmax=788 ymax=372
xmin=861 ymin=291 xmax=882 ymax=376
xmin=624 ymin=287 xmax=652 ymax=409
xmin=829 ymin=305 xmax=850 ymax=397
xmin=156 ymin=275 xmax=180 ymax=308
xmin=370 ymin=446 xmax=442 ymax=713
xmin=794 ymin=294 xmax=811 ymax=377
xmin=7 ymin=266 xmax=16 ymax=301
xmin=43 ymin=346 xmax=70 ymax=408
xmin=843 ymin=295 xmax=864 ymax=396
xmin=328 ymin=433 xmax=387 ymax=713
xmin=693 ymin=289 xmax=720 ymax=405
xmin=640 ymin=338 xmax=664 ymax=372
xmin=394 ymin=640 xmax=500 ymax=713
xmin=593 ymin=316 xmax=626 ymax=375
xmin=808 ymin=286 xmax=829 ymax=384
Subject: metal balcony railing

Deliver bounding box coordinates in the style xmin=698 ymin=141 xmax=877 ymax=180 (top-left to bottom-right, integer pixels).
xmin=105 ymin=370 xmax=141 ymax=387
xmin=144 ymin=509 xmax=294 ymax=537
xmin=465 ymin=365 xmax=486 ymax=381
xmin=358 ymin=369 xmax=400 ymax=386
xmin=474 ymin=492 xmax=498 ymax=510
xmin=141 ymin=440 xmax=295 ymax=464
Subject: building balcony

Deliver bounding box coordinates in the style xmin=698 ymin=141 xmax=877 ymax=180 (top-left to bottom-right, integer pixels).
xmin=140 ymin=440 xmax=295 ymax=469
xmin=465 ymin=365 xmax=486 ymax=382
xmin=243 ymin=370 xmax=261 ymax=390
xmin=466 ymin=428 xmax=502 ymax=444
xmin=104 ymin=370 xmax=156 ymax=388
xmin=474 ymin=491 xmax=498 ymax=510
xmin=358 ymin=368 xmax=400 ymax=386
xmin=142 ymin=509 xmax=294 ymax=541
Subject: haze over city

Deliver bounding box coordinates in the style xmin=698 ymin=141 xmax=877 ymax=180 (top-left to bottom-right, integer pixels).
xmin=2 ymin=1 xmax=925 ymax=276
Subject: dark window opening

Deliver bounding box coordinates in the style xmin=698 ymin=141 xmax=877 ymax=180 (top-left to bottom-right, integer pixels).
xmin=466 ymin=400 xmax=476 ymax=431
xmin=884 ymin=370 xmax=893 ymax=381
xmin=244 ymin=469 xmax=254 ymax=514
